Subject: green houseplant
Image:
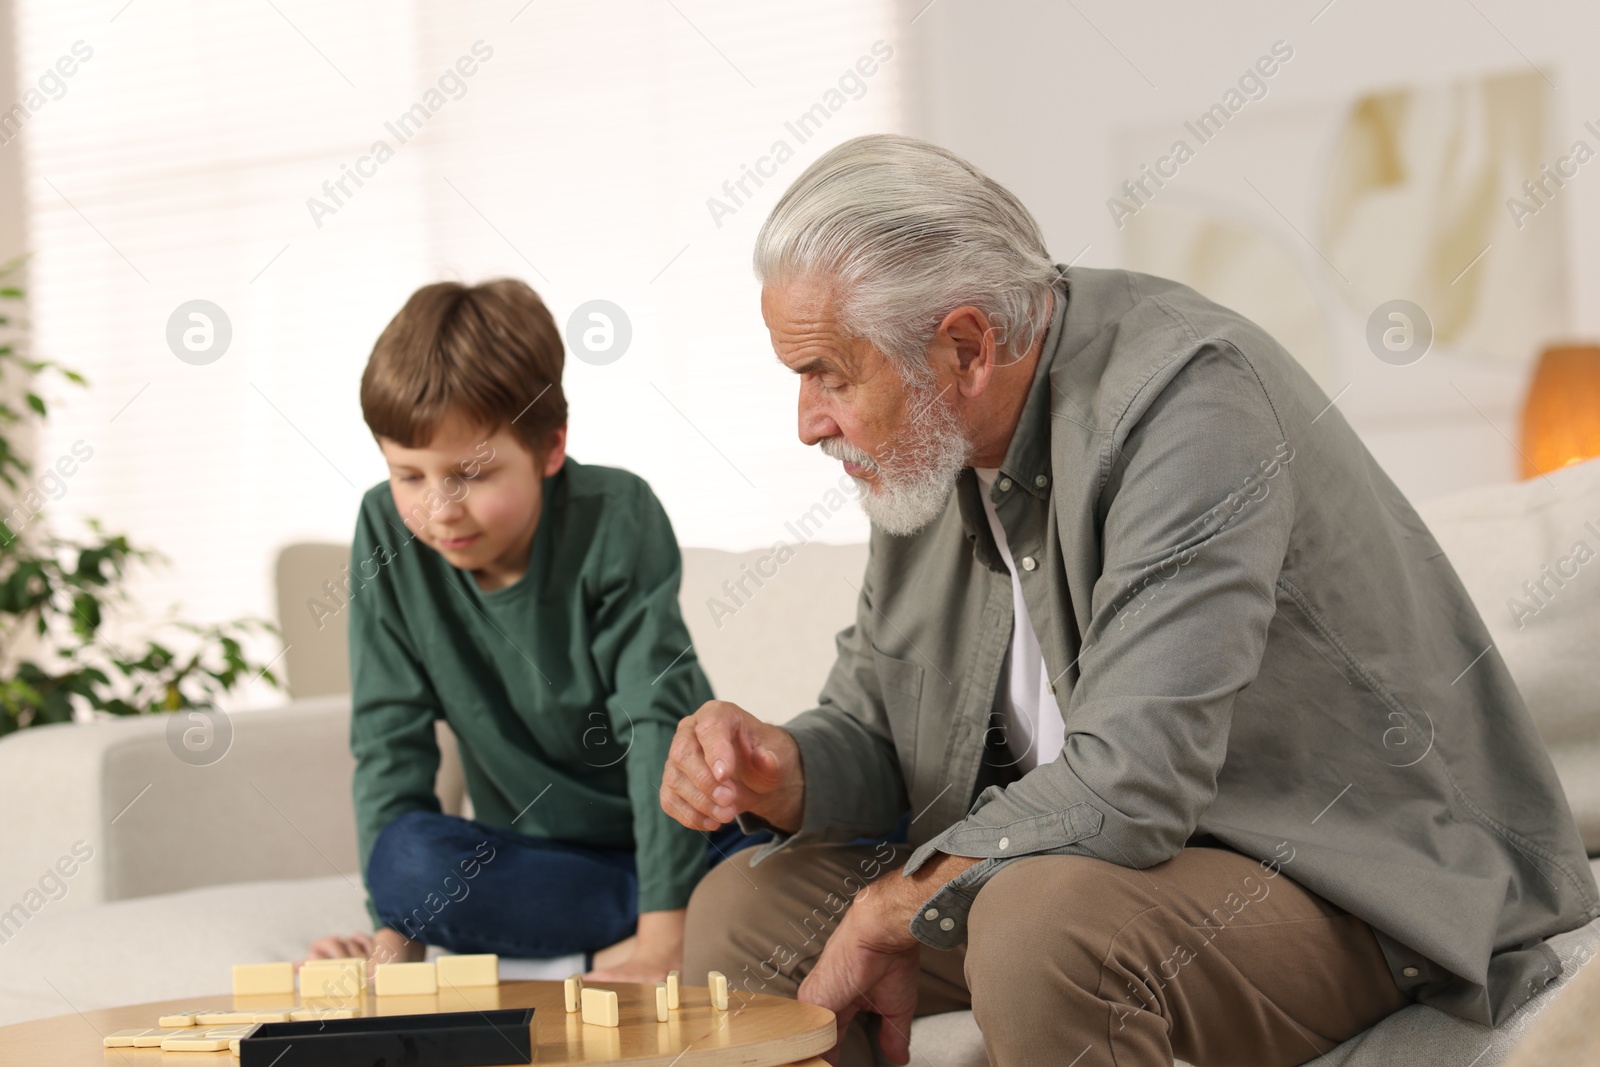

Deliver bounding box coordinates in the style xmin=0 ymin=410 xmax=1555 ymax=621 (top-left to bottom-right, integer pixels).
xmin=0 ymin=261 xmax=283 ymax=734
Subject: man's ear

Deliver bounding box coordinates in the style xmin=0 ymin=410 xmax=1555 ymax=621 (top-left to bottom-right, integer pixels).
xmin=542 ymin=426 xmax=569 ymax=476
xmin=938 ymin=305 xmax=998 ymax=397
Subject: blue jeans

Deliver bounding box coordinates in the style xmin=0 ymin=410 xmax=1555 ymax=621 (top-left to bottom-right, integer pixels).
xmin=366 ymin=811 xmax=770 ymax=959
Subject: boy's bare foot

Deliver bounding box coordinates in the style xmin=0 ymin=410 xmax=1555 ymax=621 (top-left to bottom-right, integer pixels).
xmin=591 ymin=934 xmax=637 ymax=970
xmin=369 ymin=927 xmax=426 ymax=976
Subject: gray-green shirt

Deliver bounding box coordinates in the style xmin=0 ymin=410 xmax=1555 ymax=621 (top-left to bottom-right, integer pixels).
xmin=752 ymin=267 xmax=1597 ymax=1026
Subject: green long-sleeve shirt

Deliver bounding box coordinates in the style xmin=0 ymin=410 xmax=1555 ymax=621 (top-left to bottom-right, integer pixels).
xmin=347 ymin=458 xmax=712 ymax=926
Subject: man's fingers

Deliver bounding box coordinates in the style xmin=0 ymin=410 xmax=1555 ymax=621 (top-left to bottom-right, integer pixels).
xmin=672 ymin=716 xmax=729 ymax=799
xmin=710 ymin=777 xmax=778 ymax=820
xmin=670 ymin=719 xmax=720 ymax=795
xmin=660 ymin=766 xmax=722 ymax=830
xmin=800 ymin=977 xmax=861 ymax=1065
xmin=835 ymin=1006 xmax=861 ymax=1053
xmin=695 ymin=710 xmax=742 ymax=786
xmin=659 ymin=781 xmax=720 ymax=831
xmin=743 ymin=738 xmax=788 ymax=792
xmin=875 ymin=1008 xmax=913 ymax=1065
xmin=662 ymin=762 xmax=718 ymax=815
xmin=665 ymin=721 xmax=729 ymax=825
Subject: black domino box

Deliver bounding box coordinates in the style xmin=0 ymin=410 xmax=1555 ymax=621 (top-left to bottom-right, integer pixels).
xmin=237 ymin=1008 xmax=534 ymax=1067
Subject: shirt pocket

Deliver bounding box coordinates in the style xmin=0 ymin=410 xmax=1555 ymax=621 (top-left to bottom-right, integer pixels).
xmin=870 ymin=640 xmax=924 ymax=782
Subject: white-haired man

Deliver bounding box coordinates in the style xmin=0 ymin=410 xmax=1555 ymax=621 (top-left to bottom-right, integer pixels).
xmin=659 ymin=134 xmax=1596 ymax=1067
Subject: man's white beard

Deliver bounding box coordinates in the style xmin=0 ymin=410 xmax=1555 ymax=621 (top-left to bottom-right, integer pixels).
xmin=820 ymin=379 xmax=972 ymax=536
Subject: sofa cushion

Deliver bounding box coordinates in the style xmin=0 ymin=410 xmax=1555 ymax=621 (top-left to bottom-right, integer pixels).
xmin=1413 ymin=456 xmax=1600 ymax=747
xmin=0 ymin=694 xmax=359 ymax=914
xmin=0 ymin=872 xmax=591 ymax=1029
xmin=679 ymin=541 xmax=869 ymax=723
xmin=0 ymin=875 xmax=369 ymax=1027
xmin=1321 ymin=909 xmax=1600 ymax=1065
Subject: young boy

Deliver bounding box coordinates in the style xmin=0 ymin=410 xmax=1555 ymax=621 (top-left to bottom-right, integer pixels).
xmin=306 ymin=278 xmax=757 ymax=981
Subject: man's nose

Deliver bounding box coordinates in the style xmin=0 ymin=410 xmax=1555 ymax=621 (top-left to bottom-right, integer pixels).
xmin=797 ymin=388 xmax=838 ymax=447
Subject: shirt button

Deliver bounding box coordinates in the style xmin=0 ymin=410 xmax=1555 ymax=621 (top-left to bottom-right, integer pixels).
xmin=939 ymin=917 xmax=956 ymax=932
xmin=1034 ymin=474 xmax=1048 ymax=488
xmin=1021 ymin=557 xmax=1037 ymax=571
xmin=1402 ymin=966 xmax=1419 ymax=978
xmin=923 ymin=908 xmax=939 ymax=921
xmin=997 ymin=836 xmax=1010 ymax=850
xmin=998 ymin=477 xmax=1012 ymax=492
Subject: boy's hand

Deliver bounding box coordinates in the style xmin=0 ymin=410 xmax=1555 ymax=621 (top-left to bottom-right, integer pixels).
xmin=304 ymin=927 xmax=423 ymax=980
xmin=305 ymin=932 xmax=375 ymax=963
xmin=662 ymin=700 xmax=803 ymax=834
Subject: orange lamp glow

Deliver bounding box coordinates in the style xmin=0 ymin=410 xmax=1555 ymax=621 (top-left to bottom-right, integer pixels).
xmin=1520 ymin=344 xmax=1600 ymax=479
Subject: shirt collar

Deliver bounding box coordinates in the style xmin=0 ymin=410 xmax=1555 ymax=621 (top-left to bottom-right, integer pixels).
xmin=994 ymin=269 xmax=1071 ymax=501
xmin=953 ymin=270 xmax=1072 ymax=566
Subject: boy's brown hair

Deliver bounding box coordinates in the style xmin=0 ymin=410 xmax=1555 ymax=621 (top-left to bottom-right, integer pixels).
xmin=361 ymin=278 xmax=568 ymax=458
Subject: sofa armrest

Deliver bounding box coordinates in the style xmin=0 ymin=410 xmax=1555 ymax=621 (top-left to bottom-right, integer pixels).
xmin=0 ymin=695 xmax=358 ymax=912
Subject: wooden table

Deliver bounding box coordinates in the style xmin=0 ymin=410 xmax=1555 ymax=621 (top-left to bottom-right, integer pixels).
xmin=0 ymin=979 xmax=834 ymax=1066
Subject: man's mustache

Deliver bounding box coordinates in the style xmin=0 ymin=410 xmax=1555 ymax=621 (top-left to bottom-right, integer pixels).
xmin=819 ymin=436 xmax=881 ymax=474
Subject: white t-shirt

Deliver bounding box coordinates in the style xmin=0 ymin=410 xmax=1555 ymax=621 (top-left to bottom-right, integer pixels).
xmin=974 ymin=467 xmax=1066 ymax=772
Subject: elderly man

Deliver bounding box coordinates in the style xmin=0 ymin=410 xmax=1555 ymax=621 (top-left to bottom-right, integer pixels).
xmin=659 ymin=134 xmax=1596 ymax=1067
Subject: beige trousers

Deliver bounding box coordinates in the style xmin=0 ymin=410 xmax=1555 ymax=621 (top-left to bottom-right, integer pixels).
xmin=684 ymin=843 xmax=1409 ymax=1067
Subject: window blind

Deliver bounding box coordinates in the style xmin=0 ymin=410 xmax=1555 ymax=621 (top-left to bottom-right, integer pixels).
xmin=12 ymin=0 xmax=904 ymax=699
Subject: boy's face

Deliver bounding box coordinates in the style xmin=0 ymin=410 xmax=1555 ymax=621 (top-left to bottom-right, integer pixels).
xmin=378 ymin=409 xmax=567 ymax=591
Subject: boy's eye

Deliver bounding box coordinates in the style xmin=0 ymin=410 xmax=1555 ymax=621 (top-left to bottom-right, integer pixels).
xmin=397 ymin=474 xmax=422 ymax=483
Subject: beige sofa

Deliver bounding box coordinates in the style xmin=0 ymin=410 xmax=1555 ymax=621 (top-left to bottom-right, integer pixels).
xmin=2 ymin=459 xmax=1598 ymax=1066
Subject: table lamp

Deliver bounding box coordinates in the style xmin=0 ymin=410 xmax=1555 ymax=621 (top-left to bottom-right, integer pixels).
xmin=1520 ymin=344 xmax=1600 ymax=479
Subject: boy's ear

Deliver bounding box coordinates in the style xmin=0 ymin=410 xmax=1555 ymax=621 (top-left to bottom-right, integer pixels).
xmin=542 ymin=426 xmax=568 ymax=476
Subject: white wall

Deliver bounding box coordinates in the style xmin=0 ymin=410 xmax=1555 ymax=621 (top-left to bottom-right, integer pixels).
xmin=7 ymin=0 xmax=902 ymax=701
xmin=902 ymin=0 xmax=1599 ymax=502
xmin=6 ymin=0 xmax=1594 ymax=704
xmin=0 ymin=1 xmax=21 ymax=269
xmin=0 ymin=0 xmax=37 ymax=668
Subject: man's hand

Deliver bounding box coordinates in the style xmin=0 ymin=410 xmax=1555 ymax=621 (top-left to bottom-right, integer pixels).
xmin=661 ymin=700 xmax=804 ymax=833
xmin=798 ymin=853 xmax=980 ymax=1065
xmin=797 ymin=877 xmax=923 ymax=1065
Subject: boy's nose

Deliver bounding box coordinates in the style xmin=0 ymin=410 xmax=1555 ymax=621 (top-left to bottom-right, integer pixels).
xmin=431 ymin=496 xmax=467 ymax=522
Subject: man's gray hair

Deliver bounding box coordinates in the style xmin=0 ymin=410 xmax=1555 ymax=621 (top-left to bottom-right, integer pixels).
xmin=753 ymin=134 xmax=1060 ymax=382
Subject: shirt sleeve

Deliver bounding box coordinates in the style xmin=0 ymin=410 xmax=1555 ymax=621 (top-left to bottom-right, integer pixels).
xmin=903 ymin=342 xmax=1298 ymax=948
xmin=348 ymin=501 xmax=444 ymax=928
xmin=588 ymin=480 xmax=715 ymax=913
